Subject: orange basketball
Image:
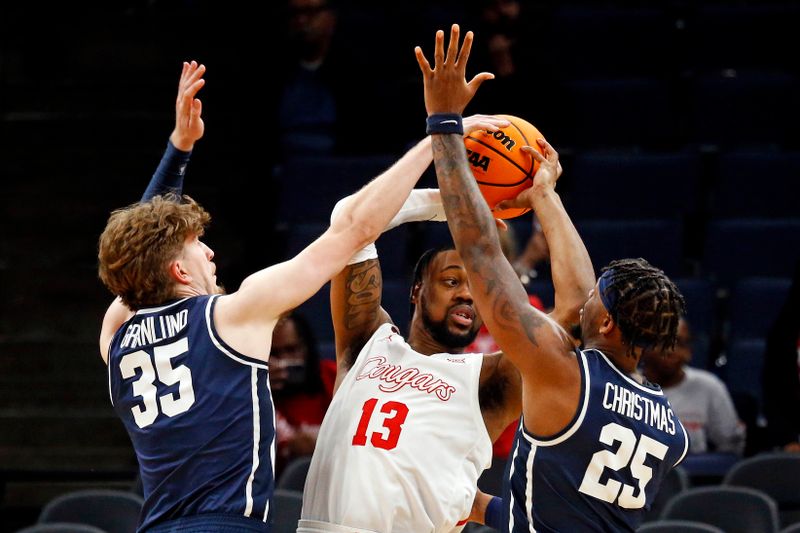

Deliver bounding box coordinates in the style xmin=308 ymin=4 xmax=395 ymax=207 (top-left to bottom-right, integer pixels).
xmin=463 ymin=114 xmax=544 ymax=219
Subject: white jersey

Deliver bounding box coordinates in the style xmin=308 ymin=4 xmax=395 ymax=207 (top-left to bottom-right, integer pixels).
xmin=300 ymin=323 xmax=492 ymax=533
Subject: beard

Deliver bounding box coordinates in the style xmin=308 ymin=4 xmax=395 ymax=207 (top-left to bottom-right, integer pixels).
xmin=421 ymin=304 xmax=479 ymax=350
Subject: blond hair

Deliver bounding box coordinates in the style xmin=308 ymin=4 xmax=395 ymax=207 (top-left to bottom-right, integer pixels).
xmin=98 ymin=194 xmax=210 ymax=309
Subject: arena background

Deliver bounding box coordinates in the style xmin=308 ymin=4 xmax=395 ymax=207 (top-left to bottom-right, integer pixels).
xmin=1 ymin=0 xmax=799 ymax=530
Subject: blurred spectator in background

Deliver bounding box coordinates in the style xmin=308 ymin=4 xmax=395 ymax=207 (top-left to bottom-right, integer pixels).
xmin=278 ymin=0 xmax=339 ymax=156
xmin=511 ymin=216 xmax=551 ymax=287
xmin=763 ymin=261 xmax=800 ymax=452
xmin=641 ymin=318 xmax=746 ymax=456
xmin=270 ymin=312 xmax=334 ymax=473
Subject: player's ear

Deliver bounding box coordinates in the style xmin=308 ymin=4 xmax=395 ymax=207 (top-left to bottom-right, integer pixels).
xmin=410 ymin=282 xmax=422 ymax=306
xmin=169 ymin=259 xmax=192 ymax=285
xmin=598 ymin=312 xmax=614 ymax=336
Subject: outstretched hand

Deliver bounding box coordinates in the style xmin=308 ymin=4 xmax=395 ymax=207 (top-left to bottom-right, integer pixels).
xmin=415 ymin=24 xmax=494 ymax=116
xmin=170 ymin=61 xmax=206 ymax=151
xmin=494 ymin=138 xmax=563 ymax=212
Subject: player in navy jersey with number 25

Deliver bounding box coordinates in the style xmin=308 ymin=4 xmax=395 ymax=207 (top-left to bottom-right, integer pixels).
xmin=98 ymin=61 xmax=435 ymax=533
xmin=417 ymin=26 xmax=690 ymax=532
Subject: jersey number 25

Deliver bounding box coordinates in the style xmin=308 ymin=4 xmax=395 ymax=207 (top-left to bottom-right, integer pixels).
xmin=578 ymin=422 xmax=668 ymax=509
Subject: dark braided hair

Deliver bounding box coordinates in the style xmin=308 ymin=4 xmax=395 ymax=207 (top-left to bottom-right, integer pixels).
xmin=599 ymin=258 xmax=686 ymax=355
xmin=409 ymin=244 xmax=455 ymax=318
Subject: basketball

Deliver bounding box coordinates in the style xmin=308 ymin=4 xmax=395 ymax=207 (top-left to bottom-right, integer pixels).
xmin=463 ymin=114 xmax=545 ymax=219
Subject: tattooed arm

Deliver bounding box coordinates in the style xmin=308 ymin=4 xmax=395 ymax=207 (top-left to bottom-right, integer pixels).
xmin=416 ymin=25 xmax=581 ymax=436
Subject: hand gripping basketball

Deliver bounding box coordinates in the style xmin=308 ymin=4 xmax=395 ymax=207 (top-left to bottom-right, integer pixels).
xmin=414 ymin=24 xmax=494 ymax=116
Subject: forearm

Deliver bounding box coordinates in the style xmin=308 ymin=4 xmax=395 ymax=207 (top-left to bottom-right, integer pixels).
xmin=531 ymin=188 xmax=594 ymax=324
xmin=433 ymin=134 xmax=502 ymax=260
xmin=141 ymin=140 xmax=191 ymax=201
xmin=332 ymin=137 xmax=433 ymax=240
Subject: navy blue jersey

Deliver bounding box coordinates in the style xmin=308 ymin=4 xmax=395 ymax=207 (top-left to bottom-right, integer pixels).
xmin=108 ymin=296 xmax=275 ymax=532
xmin=502 ymin=348 xmax=688 ymax=533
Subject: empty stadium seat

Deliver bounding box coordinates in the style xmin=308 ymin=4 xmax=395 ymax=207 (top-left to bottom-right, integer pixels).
xmin=276 ymin=456 xmax=313 ymax=492
xmin=566 ymin=151 xmax=701 ymax=220
xmin=724 ymin=453 xmax=800 ymax=528
xmin=660 ymin=486 xmax=779 ymax=533
xmin=270 ymin=489 xmax=303 ymax=533
xmin=643 ymin=466 xmax=690 ymax=523
xmin=713 ymin=151 xmax=800 ymax=219
xmin=576 ymin=219 xmax=684 ymax=277
xmin=38 ymin=490 xmax=143 ymax=533
xmin=728 ymin=278 xmax=792 ymax=341
xmin=703 ymin=219 xmax=800 ymax=285
xmin=723 ymin=339 xmax=767 ymax=412
xmin=638 ymin=520 xmax=724 ymax=533
xmin=673 ymin=278 xmax=716 ymax=370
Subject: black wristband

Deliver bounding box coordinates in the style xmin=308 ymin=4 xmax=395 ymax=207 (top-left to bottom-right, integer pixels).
xmin=426 ymin=113 xmax=464 ymax=135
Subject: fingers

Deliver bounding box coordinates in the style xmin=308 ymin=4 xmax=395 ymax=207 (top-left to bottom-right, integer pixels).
xmin=494 ymin=218 xmax=508 ymax=232
xmin=521 ymin=145 xmax=546 ymax=163
xmin=537 ymin=138 xmax=558 ymax=161
xmin=414 ymin=46 xmax=432 ymax=74
xmin=467 ymin=72 xmax=495 ymax=93
xmin=495 ymin=198 xmax=525 ymax=211
xmin=434 ymin=30 xmax=445 ymax=68
xmin=192 ymin=98 xmax=202 ymax=117
xmin=185 ymin=78 xmax=206 ymax=100
xmin=456 ymin=30 xmax=474 ymax=69
xmin=445 ymin=24 xmax=460 ymax=65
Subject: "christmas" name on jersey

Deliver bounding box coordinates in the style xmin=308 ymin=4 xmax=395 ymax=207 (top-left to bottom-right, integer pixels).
xmin=602 ymin=382 xmax=677 ymax=435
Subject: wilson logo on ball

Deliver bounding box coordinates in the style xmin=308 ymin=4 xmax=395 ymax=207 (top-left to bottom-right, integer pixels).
xmin=491 ymin=130 xmax=516 ymax=151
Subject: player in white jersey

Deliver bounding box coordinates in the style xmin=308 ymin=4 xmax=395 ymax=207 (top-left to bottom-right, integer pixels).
xmin=299 ymin=30 xmax=595 ymax=533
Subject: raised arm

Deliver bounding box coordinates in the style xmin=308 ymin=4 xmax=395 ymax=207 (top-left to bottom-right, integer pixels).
xmin=416 ymin=25 xmax=581 ymax=436
xmin=495 ymin=143 xmax=595 ymax=337
xmin=330 ymin=116 xmax=511 ymax=375
xmin=141 ymin=61 xmax=206 ymax=200
xmin=100 ymin=61 xmax=207 ymax=361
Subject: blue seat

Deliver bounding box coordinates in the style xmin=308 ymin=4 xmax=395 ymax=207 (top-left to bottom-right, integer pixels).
xmin=575 ymin=219 xmax=683 ymax=277
xmin=382 ymin=279 xmax=411 ymax=333
xmin=560 ymin=78 xmax=679 ymax=149
xmin=724 ymin=339 xmax=767 ymax=410
xmin=687 ymin=5 xmax=798 ymax=71
xmin=551 ymin=7 xmax=675 ymax=79
xmin=276 ymin=456 xmax=313 ymax=492
xmin=269 ymin=489 xmax=303 ymax=533
xmin=713 ymin=151 xmax=800 ymax=219
xmin=674 ymin=278 xmax=716 ymax=370
xmin=295 ymin=282 xmax=334 ymax=343
xmin=638 ymin=520 xmax=724 ymax=533
xmin=643 ymin=466 xmax=690 ymax=523
xmin=703 ymin=219 xmax=800 ymax=286
xmin=566 ymin=151 xmax=700 ymax=220
xmin=689 ymin=71 xmax=799 ymax=148
xmin=275 ymin=155 xmax=396 ymax=224
xmin=724 ymin=452 xmax=800 ymax=528
xmin=38 ymin=490 xmax=143 ymax=533
xmin=16 ymin=525 xmax=107 ymax=533
xmin=728 ymin=278 xmax=792 ymax=341
xmin=661 ymin=486 xmax=779 ymax=533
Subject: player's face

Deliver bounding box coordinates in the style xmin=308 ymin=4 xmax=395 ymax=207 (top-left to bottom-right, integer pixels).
xmin=419 ymin=250 xmax=482 ymax=348
xmin=181 ymin=234 xmax=222 ymax=295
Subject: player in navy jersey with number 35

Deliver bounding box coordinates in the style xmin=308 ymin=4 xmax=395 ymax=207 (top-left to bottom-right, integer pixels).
xmin=417 ymin=26 xmax=689 ymax=532
xmin=98 ymin=61 xmax=436 ymax=532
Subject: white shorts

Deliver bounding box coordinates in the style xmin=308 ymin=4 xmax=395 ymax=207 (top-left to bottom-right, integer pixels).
xmin=297 ymin=519 xmax=379 ymax=533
